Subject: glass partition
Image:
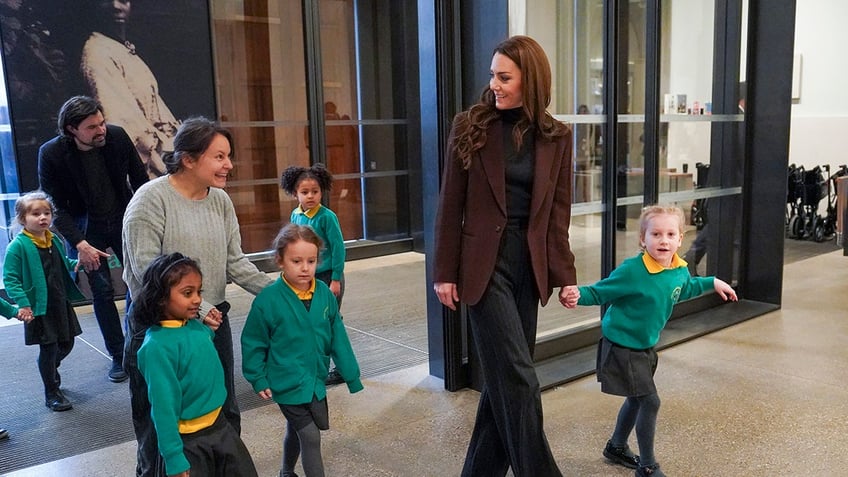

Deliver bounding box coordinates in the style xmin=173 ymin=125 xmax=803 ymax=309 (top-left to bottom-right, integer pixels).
xmin=212 ymin=0 xmax=416 ymax=253
xmin=521 ymin=0 xmax=746 ymax=341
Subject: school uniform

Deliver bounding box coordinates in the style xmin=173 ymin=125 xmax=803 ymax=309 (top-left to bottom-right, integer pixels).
xmin=138 ymin=318 xmax=257 ymax=477
xmin=241 ymin=276 xmax=362 ymax=403
xmin=3 ymin=231 xmax=85 ymax=404
xmin=577 ymin=252 xmax=714 ymax=395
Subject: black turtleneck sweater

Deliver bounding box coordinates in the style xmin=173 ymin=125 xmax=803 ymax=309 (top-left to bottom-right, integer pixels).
xmin=500 ymin=107 xmax=535 ymax=229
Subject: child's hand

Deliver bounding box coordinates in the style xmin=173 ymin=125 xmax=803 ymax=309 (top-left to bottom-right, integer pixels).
xmin=258 ymin=388 xmax=272 ymax=400
xmin=329 ymin=280 xmax=342 ymax=297
xmin=559 ymin=286 xmax=580 ymax=309
xmin=202 ymin=308 xmax=222 ymax=331
xmin=714 ymin=278 xmax=738 ymax=302
xmin=17 ymin=307 xmax=33 ymax=323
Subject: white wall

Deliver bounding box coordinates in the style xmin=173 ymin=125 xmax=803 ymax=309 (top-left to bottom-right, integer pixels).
xmin=789 ymin=0 xmax=848 ymax=172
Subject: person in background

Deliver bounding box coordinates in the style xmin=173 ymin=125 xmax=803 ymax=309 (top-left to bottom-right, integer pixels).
xmin=135 ymin=253 xmax=258 ymax=477
xmin=563 ymin=204 xmax=737 ymax=477
xmin=0 ymin=270 xmax=23 ymax=438
xmin=242 ymin=223 xmax=362 ymax=477
xmin=280 ymin=164 xmax=347 ymax=386
xmin=122 ymin=117 xmax=273 ymax=477
xmin=3 ymin=191 xmax=87 ymax=412
xmin=81 ymin=0 xmax=179 ymax=177
xmin=38 ymin=95 xmax=147 ymax=384
xmin=433 ymin=35 xmax=577 ymax=476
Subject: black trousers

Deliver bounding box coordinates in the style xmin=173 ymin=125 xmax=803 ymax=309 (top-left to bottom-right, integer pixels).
xmin=461 ymin=227 xmax=562 ymax=477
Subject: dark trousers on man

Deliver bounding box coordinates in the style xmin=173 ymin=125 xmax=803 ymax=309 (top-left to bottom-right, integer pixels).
xmin=461 ymin=227 xmax=562 ymax=477
xmin=125 ymin=302 xmax=240 ymax=477
xmin=84 ymin=217 xmax=125 ymax=360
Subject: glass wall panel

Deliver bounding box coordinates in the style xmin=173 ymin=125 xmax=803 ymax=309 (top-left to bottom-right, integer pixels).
xmin=660 ymin=0 xmax=744 ymax=282
xmin=0 ymin=58 xmax=20 ymax=273
xmin=614 ymin=0 xmax=647 ymax=264
xmin=211 ymin=0 xmax=309 ymax=253
xmin=318 ymin=0 xmax=413 ymax=243
xmin=521 ymin=0 xmax=605 ymax=339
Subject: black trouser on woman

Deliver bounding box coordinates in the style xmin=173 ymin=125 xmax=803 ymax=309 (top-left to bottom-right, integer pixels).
xmin=125 ymin=301 xmax=239 ymax=477
xmin=461 ymin=227 xmax=562 ymax=477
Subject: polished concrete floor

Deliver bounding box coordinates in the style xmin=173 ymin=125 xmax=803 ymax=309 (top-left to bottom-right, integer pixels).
xmin=3 ymin=247 xmax=848 ymax=476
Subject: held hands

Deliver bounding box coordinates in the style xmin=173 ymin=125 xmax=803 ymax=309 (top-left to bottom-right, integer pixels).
xmin=17 ymin=307 xmax=34 ymax=323
xmin=714 ymin=278 xmax=738 ymax=302
xmin=202 ymin=307 xmax=223 ymax=331
xmin=258 ymin=388 xmax=273 ymax=400
xmin=559 ymin=286 xmax=580 ymax=309
xmin=329 ymin=280 xmax=342 ymax=297
xmin=434 ymin=282 xmax=459 ymax=311
xmin=76 ymin=240 xmax=111 ymax=272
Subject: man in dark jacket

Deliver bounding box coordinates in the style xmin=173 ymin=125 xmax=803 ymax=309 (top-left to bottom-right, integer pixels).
xmin=38 ymin=96 xmax=148 ymax=383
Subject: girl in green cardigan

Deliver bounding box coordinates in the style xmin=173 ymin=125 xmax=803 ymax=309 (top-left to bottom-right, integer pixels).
xmin=134 ymin=253 xmax=257 ymax=477
xmin=0 ymin=287 xmax=21 ymax=439
xmin=242 ymin=224 xmax=362 ymax=477
xmin=280 ymin=164 xmax=347 ymax=386
xmin=563 ymin=205 xmax=737 ymax=477
xmin=3 ymin=191 xmax=85 ymax=412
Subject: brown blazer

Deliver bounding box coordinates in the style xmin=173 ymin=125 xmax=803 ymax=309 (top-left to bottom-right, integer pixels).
xmin=433 ymin=115 xmax=577 ymax=306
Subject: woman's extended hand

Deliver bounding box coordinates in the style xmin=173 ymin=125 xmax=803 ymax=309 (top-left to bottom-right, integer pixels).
xmin=434 ymin=282 xmax=459 ymax=311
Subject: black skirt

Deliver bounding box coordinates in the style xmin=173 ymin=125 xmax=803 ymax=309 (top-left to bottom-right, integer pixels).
xmin=24 ymin=247 xmax=82 ymax=346
xmin=280 ymin=395 xmax=330 ymax=431
xmin=596 ymin=337 xmax=658 ymax=397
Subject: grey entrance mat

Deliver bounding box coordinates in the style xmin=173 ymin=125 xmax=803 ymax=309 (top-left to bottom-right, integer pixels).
xmin=0 ymin=259 xmax=429 ymax=474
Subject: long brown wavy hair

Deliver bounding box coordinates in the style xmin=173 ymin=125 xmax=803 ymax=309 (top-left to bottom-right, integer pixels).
xmin=452 ymin=35 xmax=568 ymax=170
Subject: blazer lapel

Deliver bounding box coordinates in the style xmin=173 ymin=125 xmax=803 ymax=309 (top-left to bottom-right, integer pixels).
xmin=479 ymin=124 xmax=507 ymax=216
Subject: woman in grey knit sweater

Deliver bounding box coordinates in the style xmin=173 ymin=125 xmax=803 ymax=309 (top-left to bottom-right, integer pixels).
xmin=122 ymin=117 xmax=273 ymax=477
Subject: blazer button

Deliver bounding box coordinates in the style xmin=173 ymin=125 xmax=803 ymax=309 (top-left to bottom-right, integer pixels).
xmin=495 ymin=226 xmax=502 ymax=232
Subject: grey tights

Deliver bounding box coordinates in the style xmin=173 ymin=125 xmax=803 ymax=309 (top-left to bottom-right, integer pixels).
xmin=610 ymin=393 xmax=661 ymax=466
xmin=281 ymin=420 xmax=324 ymax=477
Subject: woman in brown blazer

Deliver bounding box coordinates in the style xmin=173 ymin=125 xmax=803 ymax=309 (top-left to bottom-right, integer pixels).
xmin=433 ymin=36 xmax=577 ymax=477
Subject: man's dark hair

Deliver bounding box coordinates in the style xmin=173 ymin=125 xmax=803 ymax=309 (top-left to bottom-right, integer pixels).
xmin=57 ymin=96 xmax=104 ymax=137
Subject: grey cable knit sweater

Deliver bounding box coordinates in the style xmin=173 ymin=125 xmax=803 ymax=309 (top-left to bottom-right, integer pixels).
xmin=122 ymin=176 xmax=273 ymax=317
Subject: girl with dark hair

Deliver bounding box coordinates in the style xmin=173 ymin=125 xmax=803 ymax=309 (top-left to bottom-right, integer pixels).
xmin=433 ymin=35 xmax=576 ymax=476
xmin=135 ymin=253 xmax=258 ymax=477
xmin=123 ymin=117 xmax=273 ymax=476
xmin=281 ymin=163 xmax=347 ymax=386
xmin=242 ymin=223 xmax=362 ymax=477
xmin=280 ymin=164 xmax=345 ymax=304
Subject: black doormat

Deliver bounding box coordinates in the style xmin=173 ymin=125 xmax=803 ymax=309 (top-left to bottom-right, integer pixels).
xmin=0 ymin=259 xmax=430 ymax=474
xmin=0 ymin=310 xmax=267 ymax=475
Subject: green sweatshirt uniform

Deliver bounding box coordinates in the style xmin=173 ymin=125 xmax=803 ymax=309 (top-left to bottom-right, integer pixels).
xmin=138 ymin=318 xmax=227 ymax=475
xmin=290 ymin=205 xmax=345 ymax=281
xmin=241 ymin=277 xmax=362 ymax=404
xmin=578 ymin=253 xmax=715 ymax=349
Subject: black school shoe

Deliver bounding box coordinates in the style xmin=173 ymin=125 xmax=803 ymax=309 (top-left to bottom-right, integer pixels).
xmin=635 ymin=463 xmax=666 ymax=477
xmin=45 ymin=391 xmax=73 ymax=412
xmin=108 ymin=356 xmax=128 ymax=383
xmin=0 ymin=428 xmax=8 ymax=440
xmin=603 ymin=440 xmax=640 ymax=469
xmin=325 ymin=367 xmax=344 ymax=386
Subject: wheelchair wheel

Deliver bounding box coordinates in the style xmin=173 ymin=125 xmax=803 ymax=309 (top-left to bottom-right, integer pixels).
xmin=814 ymin=222 xmax=825 ymax=242
xmin=788 ymin=215 xmax=801 ymax=238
